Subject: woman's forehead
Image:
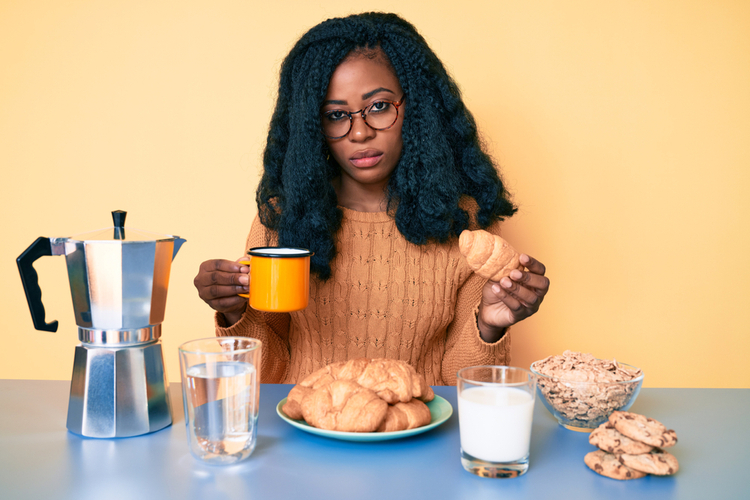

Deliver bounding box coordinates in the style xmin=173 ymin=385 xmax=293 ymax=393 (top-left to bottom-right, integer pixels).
xmin=326 ymin=50 xmax=401 ymax=99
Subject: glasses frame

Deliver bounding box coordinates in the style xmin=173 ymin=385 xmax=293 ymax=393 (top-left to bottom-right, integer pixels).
xmin=321 ymin=97 xmax=405 ymax=140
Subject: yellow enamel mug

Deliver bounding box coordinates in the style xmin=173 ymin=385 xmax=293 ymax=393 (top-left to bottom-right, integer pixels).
xmin=239 ymin=247 xmax=313 ymax=312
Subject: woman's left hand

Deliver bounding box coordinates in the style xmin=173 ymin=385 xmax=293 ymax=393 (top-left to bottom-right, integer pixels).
xmin=477 ymin=254 xmax=550 ymax=342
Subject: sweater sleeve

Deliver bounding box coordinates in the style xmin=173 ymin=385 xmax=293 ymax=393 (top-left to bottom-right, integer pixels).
xmin=213 ymin=214 xmax=291 ymax=383
xmin=440 ymin=220 xmax=512 ymax=386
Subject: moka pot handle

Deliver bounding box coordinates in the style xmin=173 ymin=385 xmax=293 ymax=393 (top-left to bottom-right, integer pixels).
xmin=17 ymin=237 xmax=59 ymax=332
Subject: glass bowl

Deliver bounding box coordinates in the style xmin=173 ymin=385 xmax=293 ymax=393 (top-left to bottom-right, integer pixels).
xmin=530 ymin=361 xmax=644 ymax=432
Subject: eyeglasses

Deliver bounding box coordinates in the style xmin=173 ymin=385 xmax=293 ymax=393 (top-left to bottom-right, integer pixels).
xmin=321 ymin=97 xmax=405 ymax=139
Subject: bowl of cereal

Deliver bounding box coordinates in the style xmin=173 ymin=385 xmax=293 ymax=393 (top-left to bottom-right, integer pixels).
xmin=530 ymin=351 xmax=644 ymax=432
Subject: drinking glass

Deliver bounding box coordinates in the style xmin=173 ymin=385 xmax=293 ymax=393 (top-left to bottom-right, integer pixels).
xmin=457 ymin=366 xmax=536 ymax=478
xmin=179 ymin=337 xmax=261 ymax=465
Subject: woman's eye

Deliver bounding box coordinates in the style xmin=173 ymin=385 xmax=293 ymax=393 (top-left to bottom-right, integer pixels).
xmin=324 ymin=110 xmax=349 ymax=122
xmin=369 ymin=101 xmax=391 ymax=114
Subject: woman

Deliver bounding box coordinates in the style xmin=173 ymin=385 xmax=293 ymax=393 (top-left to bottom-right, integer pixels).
xmin=194 ymin=12 xmax=549 ymax=385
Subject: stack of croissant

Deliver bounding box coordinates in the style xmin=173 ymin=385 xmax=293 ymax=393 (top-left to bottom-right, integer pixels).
xmin=282 ymin=358 xmax=435 ymax=433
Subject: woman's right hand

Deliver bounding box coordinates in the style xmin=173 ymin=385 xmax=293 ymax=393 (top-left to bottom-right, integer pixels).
xmin=194 ymin=258 xmax=249 ymax=326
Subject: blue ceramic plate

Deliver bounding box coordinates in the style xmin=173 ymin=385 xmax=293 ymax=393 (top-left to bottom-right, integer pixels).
xmin=276 ymin=395 xmax=453 ymax=442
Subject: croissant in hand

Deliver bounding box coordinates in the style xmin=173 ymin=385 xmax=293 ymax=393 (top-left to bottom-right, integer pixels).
xmin=459 ymin=229 xmax=522 ymax=281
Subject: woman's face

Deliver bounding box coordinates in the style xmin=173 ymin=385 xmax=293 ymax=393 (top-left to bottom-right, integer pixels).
xmin=322 ymin=52 xmax=404 ymax=192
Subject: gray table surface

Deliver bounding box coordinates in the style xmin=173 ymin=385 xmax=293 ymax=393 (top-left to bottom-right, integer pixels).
xmin=1 ymin=380 xmax=748 ymax=500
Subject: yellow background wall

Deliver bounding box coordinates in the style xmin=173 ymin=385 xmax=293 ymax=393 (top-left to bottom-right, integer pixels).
xmin=1 ymin=0 xmax=748 ymax=388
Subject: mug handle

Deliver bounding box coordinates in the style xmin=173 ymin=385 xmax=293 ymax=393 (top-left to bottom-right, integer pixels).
xmin=237 ymin=259 xmax=251 ymax=298
xmin=17 ymin=237 xmax=59 ymax=332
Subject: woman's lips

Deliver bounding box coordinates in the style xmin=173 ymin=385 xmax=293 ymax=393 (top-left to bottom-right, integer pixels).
xmin=349 ymin=150 xmax=384 ymax=168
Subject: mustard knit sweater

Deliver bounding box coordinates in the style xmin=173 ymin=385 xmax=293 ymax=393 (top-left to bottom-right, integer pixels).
xmin=215 ymin=206 xmax=511 ymax=386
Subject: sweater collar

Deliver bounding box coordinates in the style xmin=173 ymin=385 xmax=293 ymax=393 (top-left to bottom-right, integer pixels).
xmin=338 ymin=206 xmax=393 ymax=223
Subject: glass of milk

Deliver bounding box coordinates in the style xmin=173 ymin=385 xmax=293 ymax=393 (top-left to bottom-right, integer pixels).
xmin=179 ymin=337 xmax=262 ymax=465
xmin=457 ymin=366 xmax=536 ymax=478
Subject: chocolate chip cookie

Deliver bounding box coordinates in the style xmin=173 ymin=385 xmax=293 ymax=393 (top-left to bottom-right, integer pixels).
xmin=609 ymin=411 xmax=678 ymax=448
xmin=584 ymin=450 xmax=648 ymax=480
xmin=618 ymin=448 xmax=680 ymax=476
xmin=589 ymin=421 xmax=654 ymax=455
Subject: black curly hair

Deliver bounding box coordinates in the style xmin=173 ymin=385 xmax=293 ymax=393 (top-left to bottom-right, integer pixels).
xmin=256 ymin=12 xmax=517 ymax=280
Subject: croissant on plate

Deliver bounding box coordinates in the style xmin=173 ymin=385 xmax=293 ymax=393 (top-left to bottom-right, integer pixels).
xmin=376 ymin=399 xmax=432 ymax=432
xmin=281 ymin=358 xmax=435 ymax=432
xmin=282 ymin=384 xmax=313 ymax=421
xmin=301 ymin=380 xmax=388 ymax=433
xmin=297 ymin=358 xmax=434 ymax=404
xmin=458 ymin=229 xmax=522 ymax=281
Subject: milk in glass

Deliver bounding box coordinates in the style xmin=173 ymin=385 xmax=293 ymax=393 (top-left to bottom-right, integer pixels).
xmin=458 ymin=386 xmax=534 ymax=462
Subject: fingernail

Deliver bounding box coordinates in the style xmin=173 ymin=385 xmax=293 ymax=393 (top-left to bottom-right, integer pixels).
xmin=239 ymin=275 xmax=249 ymax=285
xmin=492 ymin=283 xmax=501 ymax=294
xmin=501 ymin=277 xmax=513 ymax=288
xmin=510 ymin=270 xmax=523 ymax=280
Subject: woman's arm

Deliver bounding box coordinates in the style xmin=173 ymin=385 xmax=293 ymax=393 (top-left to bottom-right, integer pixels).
xmin=215 ymin=306 xmax=291 ymax=383
xmin=441 ymin=220 xmax=549 ymax=384
xmin=441 ymin=265 xmax=512 ymax=386
xmin=211 ymin=214 xmax=293 ymax=383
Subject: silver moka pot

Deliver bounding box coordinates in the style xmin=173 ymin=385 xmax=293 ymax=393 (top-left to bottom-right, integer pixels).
xmin=17 ymin=210 xmax=186 ymax=438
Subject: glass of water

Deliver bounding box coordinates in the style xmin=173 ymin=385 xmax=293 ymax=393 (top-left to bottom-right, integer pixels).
xmin=178 ymin=337 xmax=262 ymax=465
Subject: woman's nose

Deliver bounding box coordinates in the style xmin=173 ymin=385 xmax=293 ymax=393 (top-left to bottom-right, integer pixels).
xmin=349 ymin=114 xmax=376 ymax=142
